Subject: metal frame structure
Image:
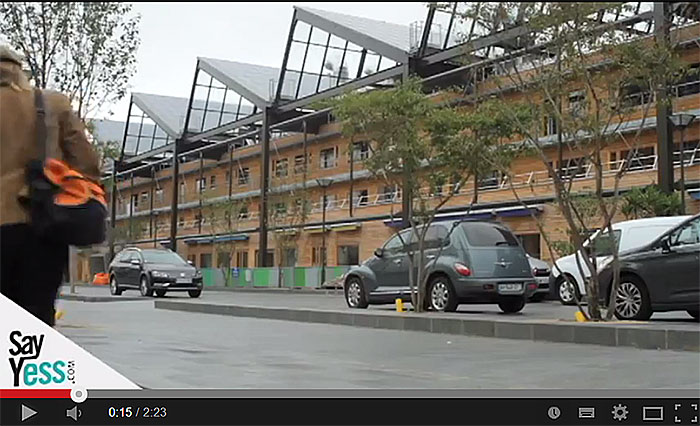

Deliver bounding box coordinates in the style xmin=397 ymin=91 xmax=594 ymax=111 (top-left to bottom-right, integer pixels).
xmin=108 ymin=2 xmax=699 ymax=265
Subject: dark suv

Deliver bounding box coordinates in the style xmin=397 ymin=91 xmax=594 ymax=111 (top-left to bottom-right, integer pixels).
xmin=344 ymin=220 xmax=537 ymax=313
xmin=108 ymin=248 xmax=203 ymax=298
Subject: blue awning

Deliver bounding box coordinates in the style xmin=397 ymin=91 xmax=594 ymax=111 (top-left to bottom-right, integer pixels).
xmin=384 ymin=205 xmax=543 ymax=228
xmin=184 ymin=234 xmax=249 ymax=245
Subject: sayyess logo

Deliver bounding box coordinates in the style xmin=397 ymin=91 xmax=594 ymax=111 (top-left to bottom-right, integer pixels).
xmin=8 ymin=330 xmax=76 ymax=387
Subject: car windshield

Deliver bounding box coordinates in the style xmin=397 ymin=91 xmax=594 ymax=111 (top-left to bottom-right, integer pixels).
xmin=141 ymin=250 xmax=188 ymax=265
xmin=461 ymin=222 xmax=519 ymax=247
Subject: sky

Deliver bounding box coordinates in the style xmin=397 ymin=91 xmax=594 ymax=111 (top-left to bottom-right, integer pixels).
xmin=101 ymin=2 xmax=430 ymax=121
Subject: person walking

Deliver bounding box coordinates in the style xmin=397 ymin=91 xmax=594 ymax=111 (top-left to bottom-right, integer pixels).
xmin=0 ymin=44 xmax=101 ymax=326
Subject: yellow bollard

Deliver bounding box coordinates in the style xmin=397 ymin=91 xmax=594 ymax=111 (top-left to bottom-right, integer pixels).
xmin=395 ymin=298 xmax=405 ymax=312
xmin=574 ymin=311 xmax=588 ymax=322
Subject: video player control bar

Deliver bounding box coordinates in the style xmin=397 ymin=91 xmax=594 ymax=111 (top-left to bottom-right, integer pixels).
xmin=1 ymin=397 xmax=698 ymax=425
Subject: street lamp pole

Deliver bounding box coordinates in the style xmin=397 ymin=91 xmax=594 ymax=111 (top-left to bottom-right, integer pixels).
xmin=316 ymin=178 xmax=333 ymax=287
xmin=669 ymin=113 xmax=696 ymax=215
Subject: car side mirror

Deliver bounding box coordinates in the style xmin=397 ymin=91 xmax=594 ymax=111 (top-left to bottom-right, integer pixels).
xmin=660 ymin=238 xmax=672 ymax=253
xmin=130 ymin=259 xmax=141 ymax=266
xmin=374 ymin=248 xmax=384 ymax=258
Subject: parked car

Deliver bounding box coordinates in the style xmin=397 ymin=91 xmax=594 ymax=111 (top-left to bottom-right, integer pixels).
xmin=108 ymin=247 xmax=203 ymax=298
xmin=599 ymin=213 xmax=700 ymax=320
xmin=343 ymin=220 xmax=537 ymax=314
xmin=526 ymin=254 xmax=551 ymax=302
xmin=550 ymin=215 xmax=690 ymax=305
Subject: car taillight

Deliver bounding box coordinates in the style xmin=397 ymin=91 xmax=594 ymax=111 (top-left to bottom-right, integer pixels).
xmin=454 ymin=263 xmax=471 ymax=276
xmin=527 ymin=283 xmax=538 ymax=291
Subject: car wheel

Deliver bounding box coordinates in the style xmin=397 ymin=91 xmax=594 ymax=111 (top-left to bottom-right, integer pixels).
xmin=688 ymin=310 xmax=700 ymax=321
xmin=155 ymin=290 xmax=167 ymax=298
xmin=529 ymin=293 xmax=546 ymax=303
xmin=427 ymin=275 xmax=458 ymax=312
xmin=109 ymin=274 xmax=123 ymax=296
xmin=140 ymin=276 xmax=154 ymax=297
xmin=613 ymin=276 xmax=652 ymax=321
xmin=344 ymin=276 xmax=368 ymax=309
xmin=498 ymin=296 xmax=526 ymax=314
xmin=556 ymin=275 xmax=579 ymax=306
xmin=188 ymin=290 xmax=201 ymax=298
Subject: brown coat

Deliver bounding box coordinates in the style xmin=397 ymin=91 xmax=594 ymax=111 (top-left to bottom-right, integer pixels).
xmin=0 ymin=62 xmax=101 ymax=226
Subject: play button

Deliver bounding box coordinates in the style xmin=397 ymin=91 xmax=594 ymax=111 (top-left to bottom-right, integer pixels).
xmin=21 ymin=404 xmax=37 ymax=422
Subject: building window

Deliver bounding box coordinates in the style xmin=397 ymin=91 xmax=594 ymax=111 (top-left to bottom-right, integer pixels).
xmin=620 ymin=82 xmax=653 ymax=107
xmin=321 ymin=194 xmax=336 ymax=209
xmin=337 ymin=245 xmax=359 ymax=265
xmin=194 ymin=213 xmax=204 ymax=227
xmin=238 ymin=167 xmax=250 ymax=185
xmin=131 ymin=194 xmax=139 ymax=209
xmin=320 ymin=147 xmax=338 ymax=169
xmin=312 ymin=247 xmax=327 ymax=266
xmin=294 ymin=154 xmax=309 ymax=174
xmin=674 ymin=140 xmax=700 ymax=166
xmin=621 ymin=147 xmax=655 ymax=171
xmin=543 ymin=116 xmax=558 ymax=136
xmin=210 ymin=175 xmax=217 ymax=189
xmin=178 ymin=215 xmax=185 ymax=227
xmin=282 ymin=248 xmax=297 ymax=267
xmin=558 ymin=157 xmax=589 ymax=178
xmin=352 ymin=189 xmax=369 ymax=207
xmin=274 ymin=158 xmax=289 ymax=178
xmin=217 ymin=252 xmax=231 ymax=269
xmin=236 ymin=251 xmax=249 ymax=268
xmin=141 ymin=192 xmax=149 ymax=205
xmin=238 ymin=205 xmax=249 ymax=219
xmin=674 ymin=62 xmax=700 ymax=98
xmin=200 ymin=253 xmax=212 ymax=268
xmin=254 ymin=250 xmax=274 ymax=267
xmin=274 ymin=202 xmax=287 ymax=217
xmin=478 ymin=170 xmax=501 ymax=189
xmin=352 ymin=141 xmax=371 ymax=161
xmin=517 ymin=234 xmax=541 ymax=258
xmin=568 ymin=90 xmax=587 ymax=118
xmin=196 ymin=177 xmax=206 ymax=193
xmin=179 ymin=182 xmax=186 ymax=201
xmin=155 ymin=188 xmax=164 ymax=203
xmin=380 ymin=185 xmax=398 ymax=203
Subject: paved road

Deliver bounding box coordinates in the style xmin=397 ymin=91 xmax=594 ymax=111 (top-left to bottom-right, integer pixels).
xmin=60 ymin=285 xmax=700 ymax=326
xmin=56 ymin=298 xmax=700 ymax=389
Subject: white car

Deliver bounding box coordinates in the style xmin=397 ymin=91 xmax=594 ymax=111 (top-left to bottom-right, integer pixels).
xmin=551 ymin=215 xmax=691 ymax=305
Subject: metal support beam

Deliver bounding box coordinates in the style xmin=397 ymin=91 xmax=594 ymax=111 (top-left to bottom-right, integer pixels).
xmin=349 ymin=138 xmax=354 ymax=218
xmin=655 ymin=2 xmax=674 ymax=194
xmin=129 ymin=173 xmax=134 ymax=242
xmin=275 ymin=10 xmax=298 ymax=103
xmin=198 ymin=152 xmax=204 ymax=234
xmin=278 ymin=65 xmax=405 ymax=113
xmin=149 ymin=167 xmax=155 ymax=239
xmin=119 ymin=97 xmax=134 ymax=161
xmin=108 ymin=164 xmax=118 ymax=262
xmin=169 ymin=139 xmax=181 ymax=252
xmin=418 ymin=3 xmax=437 ymax=57
xmin=258 ymin=106 xmax=272 ymax=267
xmin=423 ymin=24 xmax=532 ymax=65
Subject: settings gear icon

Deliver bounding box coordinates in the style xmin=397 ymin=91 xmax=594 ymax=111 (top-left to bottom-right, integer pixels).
xmin=612 ymin=404 xmax=629 ymax=421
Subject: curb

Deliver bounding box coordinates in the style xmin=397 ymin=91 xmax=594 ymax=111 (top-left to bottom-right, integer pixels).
xmin=203 ymin=287 xmax=343 ymax=295
xmin=154 ymin=301 xmax=700 ymax=353
xmin=59 ymin=294 xmax=145 ymax=303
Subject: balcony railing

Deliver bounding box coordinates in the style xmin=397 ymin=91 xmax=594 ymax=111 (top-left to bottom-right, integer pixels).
xmin=115 ymin=148 xmax=699 ymax=224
